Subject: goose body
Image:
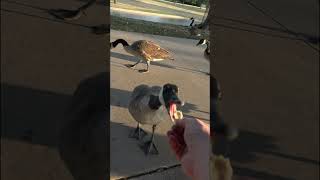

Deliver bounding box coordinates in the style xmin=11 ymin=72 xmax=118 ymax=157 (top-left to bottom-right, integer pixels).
xmin=128 ymin=84 xmax=183 ymax=155
xmin=129 ymin=85 xmax=169 ymax=125
xmin=111 ymin=39 xmax=174 ymax=73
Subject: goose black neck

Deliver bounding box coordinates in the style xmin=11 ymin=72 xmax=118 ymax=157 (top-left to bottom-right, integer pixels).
xmin=148 ymin=95 xmax=162 ymax=110
xmin=112 ymin=39 xmax=129 ymax=48
xmin=190 ymin=19 xmax=194 ymax=26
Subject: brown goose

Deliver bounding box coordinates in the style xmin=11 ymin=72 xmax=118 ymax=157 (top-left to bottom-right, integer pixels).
xmin=128 ymin=84 xmax=183 ymax=155
xmin=111 ymin=39 xmax=174 ymax=73
xmin=48 ymin=0 xmax=95 ymax=21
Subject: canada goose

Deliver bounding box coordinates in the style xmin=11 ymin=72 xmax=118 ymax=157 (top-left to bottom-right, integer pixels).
xmin=189 ymin=17 xmax=201 ymax=36
xmin=48 ymin=0 xmax=95 ymax=21
xmin=128 ymin=84 xmax=183 ymax=155
xmin=196 ymin=38 xmax=210 ymax=61
xmin=110 ymin=39 xmax=174 ymax=73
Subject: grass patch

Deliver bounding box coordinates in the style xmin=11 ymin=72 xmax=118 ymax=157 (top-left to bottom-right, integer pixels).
xmin=111 ymin=0 xmax=206 ymax=19
xmin=111 ymin=16 xmax=209 ymax=39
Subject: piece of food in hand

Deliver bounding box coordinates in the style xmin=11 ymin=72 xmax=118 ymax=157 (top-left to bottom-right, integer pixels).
xmin=173 ymin=110 xmax=183 ymax=120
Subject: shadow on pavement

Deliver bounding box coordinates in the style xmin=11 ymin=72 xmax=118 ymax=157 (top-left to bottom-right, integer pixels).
xmin=182 ymin=102 xmax=209 ymax=114
xmin=230 ymin=129 xmax=320 ymax=165
xmin=0 ymin=8 xmax=92 ymax=29
xmin=1 ymin=83 xmax=71 ymax=147
xmin=59 ymin=72 xmax=108 ymax=180
xmin=233 ymin=165 xmax=295 ymax=180
xmin=111 ymin=51 xmax=209 ymax=75
xmin=1 ymin=72 xmax=109 ymax=180
xmin=214 ymin=15 xmax=320 ymax=44
xmin=110 ymin=88 xmax=131 ymax=108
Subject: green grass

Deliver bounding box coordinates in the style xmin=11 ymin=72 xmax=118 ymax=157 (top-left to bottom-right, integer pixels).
xmin=111 ymin=16 xmax=209 ymax=39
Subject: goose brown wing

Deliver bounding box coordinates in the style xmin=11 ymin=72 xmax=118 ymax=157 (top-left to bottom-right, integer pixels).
xmin=132 ymin=40 xmax=173 ymax=60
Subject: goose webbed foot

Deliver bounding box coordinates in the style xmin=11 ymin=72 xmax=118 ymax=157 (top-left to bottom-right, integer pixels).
xmin=140 ymin=125 xmax=158 ymax=155
xmin=138 ymin=61 xmax=150 ymax=73
xmin=125 ymin=64 xmax=136 ymax=69
xmin=129 ymin=126 xmax=147 ymax=140
xmin=140 ymin=140 xmax=159 ymax=155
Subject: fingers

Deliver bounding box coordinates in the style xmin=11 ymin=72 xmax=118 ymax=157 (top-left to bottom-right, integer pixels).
xmin=168 ymin=133 xmax=185 ymax=160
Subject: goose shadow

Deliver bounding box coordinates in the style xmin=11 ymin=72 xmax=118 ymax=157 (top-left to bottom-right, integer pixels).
xmin=59 ymin=72 xmax=108 ymax=180
xmin=110 ymin=51 xmax=209 ymax=75
xmin=1 ymin=72 xmax=109 ymax=180
xmin=1 ymin=83 xmax=71 ymax=147
xmin=110 ymin=88 xmax=131 ymax=108
xmin=181 ymin=102 xmax=209 ymax=114
xmin=1 ymin=1 xmax=109 ymax=35
xmin=0 ymin=8 xmax=91 ymax=29
xmin=1 ymin=72 xmax=110 ymax=180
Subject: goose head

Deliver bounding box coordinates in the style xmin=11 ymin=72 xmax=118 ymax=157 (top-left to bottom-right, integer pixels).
xmin=196 ymin=39 xmax=208 ymax=46
xmin=159 ymin=84 xmax=184 ymax=122
xmin=110 ymin=39 xmax=129 ymax=50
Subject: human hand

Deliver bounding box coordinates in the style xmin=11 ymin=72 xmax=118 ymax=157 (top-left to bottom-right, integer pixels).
xmin=167 ymin=118 xmax=210 ymax=180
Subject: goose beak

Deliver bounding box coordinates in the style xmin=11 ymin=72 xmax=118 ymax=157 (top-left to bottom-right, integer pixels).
xmin=168 ymin=96 xmax=184 ymax=123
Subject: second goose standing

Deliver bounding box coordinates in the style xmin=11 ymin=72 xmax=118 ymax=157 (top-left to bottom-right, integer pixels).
xmin=111 ymin=39 xmax=174 ymax=73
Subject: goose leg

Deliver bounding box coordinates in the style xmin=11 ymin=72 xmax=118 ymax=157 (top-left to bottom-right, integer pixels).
xmin=125 ymin=59 xmax=142 ymax=69
xmin=129 ymin=123 xmax=147 ymax=140
xmin=138 ymin=61 xmax=150 ymax=73
xmin=140 ymin=125 xmax=158 ymax=155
